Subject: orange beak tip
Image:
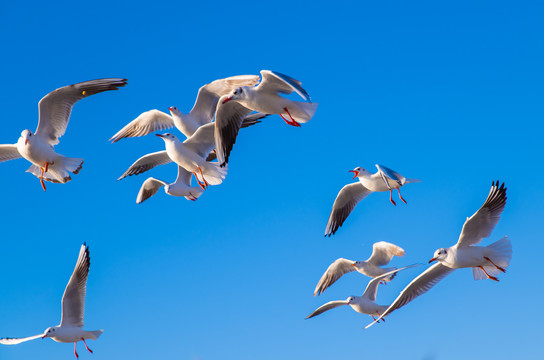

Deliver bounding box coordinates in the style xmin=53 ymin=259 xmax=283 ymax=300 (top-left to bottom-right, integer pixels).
xmin=428 ymin=258 xmax=437 ymax=263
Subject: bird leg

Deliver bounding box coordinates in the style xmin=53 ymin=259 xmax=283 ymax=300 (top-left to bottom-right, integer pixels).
xmin=280 ymin=108 xmax=301 ymax=127
xmin=192 ymin=173 xmax=206 ymax=190
xmin=478 ymin=266 xmax=499 ymax=281
xmin=74 ymin=342 xmax=79 ymax=359
xmin=197 ymin=166 xmax=209 ymax=188
xmin=82 ymin=338 xmax=93 ymax=353
xmin=389 ymin=189 xmax=396 ymax=206
xmin=39 ymin=166 xmax=47 ymax=192
xmin=397 ymin=188 xmax=407 ymax=204
xmin=484 ymin=256 xmax=506 ymax=273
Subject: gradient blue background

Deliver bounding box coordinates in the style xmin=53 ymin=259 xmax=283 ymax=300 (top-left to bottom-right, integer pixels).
xmin=0 ymin=1 xmax=542 ymax=359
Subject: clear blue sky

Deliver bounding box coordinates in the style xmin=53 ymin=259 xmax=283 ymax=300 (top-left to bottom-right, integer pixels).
xmin=0 ymin=1 xmax=542 ymax=359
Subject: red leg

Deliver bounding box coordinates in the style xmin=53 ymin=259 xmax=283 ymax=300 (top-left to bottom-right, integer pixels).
xmin=74 ymin=342 xmax=79 ymax=359
xmin=484 ymin=256 xmax=506 ymax=273
xmin=479 ymin=266 xmax=499 ymax=281
xmin=197 ymin=166 xmax=209 ymax=188
xmin=389 ymin=189 xmax=396 ymax=206
xmin=284 ymin=108 xmax=301 ymax=127
xmin=82 ymin=338 xmax=93 ymax=353
xmin=193 ymin=172 xmax=206 ymax=190
xmin=397 ymin=188 xmax=407 ymax=204
xmin=39 ymin=167 xmax=47 ymax=192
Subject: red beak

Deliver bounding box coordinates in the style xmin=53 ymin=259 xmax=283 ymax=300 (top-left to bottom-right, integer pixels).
xmin=349 ymin=170 xmax=359 ymax=180
xmin=41 ymin=335 xmax=47 ymax=339
xmin=351 ymin=263 xmax=356 ymax=267
xmin=25 ymin=139 xmax=28 ymax=145
xmin=222 ymin=97 xmax=232 ymax=104
xmin=428 ymin=257 xmax=437 ymax=264
xmin=168 ymin=107 xmax=174 ymax=111
xmin=156 ymin=134 xmax=164 ymax=138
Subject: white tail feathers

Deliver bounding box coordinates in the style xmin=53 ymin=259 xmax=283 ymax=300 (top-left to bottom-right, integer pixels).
xmin=472 ymin=236 xmax=512 ymax=281
xmin=88 ymin=330 xmax=103 ymax=340
xmin=26 ymin=156 xmax=83 ymax=183
xmin=196 ymin=163 xmax=228 ymax=186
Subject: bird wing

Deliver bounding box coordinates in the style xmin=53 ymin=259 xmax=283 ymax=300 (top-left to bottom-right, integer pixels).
xmin=60 ymin=243 xmax=90 ymax=327
xmin=257 ymin=70 xmax=311 ymax=101
xmin=313 ymin=258 xmax=356 ymax=296
xmin=109 ymin=110 xmax=174 ymax=142
xmin=118 ymin=151 xmax=172 ymax=180
xmin=183 ymin=123 xmax=216 ymax=159
xmin=189 ymin=75 xmax=260 ymax=126
xmin=364 ymin=263 xmax=454 ymax=329
xmin=0 ymin=334 xmax=44 ymax=345
xmin=324 ymin=182 xmax=373 ymax=236
xmin=0 ymin=144 xmax=21 ymax=162
xmin=366 ymin=241 xmax=406 ymax=266
xmin=456 ymin=181 xmax=507 ymax=248
xmin=36 ymin=78 xmax=127 ymax=145
xmin=305 ymin=300 xmax=349 ymax=319
xmin=361 ymin=264 xmax=421 ymax=302
xmin=214 ymin=96 xmax=253 ymax=166
xmin=375 ymin=164 xmax=404 ymax=188
xmin=136 ymin=177 xmax=167 ymax=204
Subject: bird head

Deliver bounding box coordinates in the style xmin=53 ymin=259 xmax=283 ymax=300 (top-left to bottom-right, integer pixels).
xmin=349 ymin=167 xmax=369 ymax=179
xmin=351 ymin=261 xmax=362 ymax=269
xmin=222 ymin=87 xmax=245 ymax=104
xmin=156 ymin=133 xmax=178 ymax=143
xmin=42 ymin=327 xmax=56 ymax=339
xmin=168 ymin=106 xmax=182 ymax=117
xmin=429 ymin=248 xmax=448 ymax=263
xmin=346 ymin=296 xmax=355 ymax=304
xmin=20 ymin=129 xmax=33 ymax=145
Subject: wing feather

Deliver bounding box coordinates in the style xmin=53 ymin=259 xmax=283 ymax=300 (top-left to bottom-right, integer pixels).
xmin=60 ymin=244 xmax=90 ymax=327
xmin=367 ymin=241 xmax=406 ymax=266
xmin=110 ymin=110 xmax=174 ymax=142
xmin=313 ymin=258 xmax=356 ymax=296
xmin=257 ymin=70 xmax=312 ymax=101
xmin=0 ymin=144 xmax=21 ymax=163
xmin=118 ymin=151 xmax=172 ymax=180
xmin=305 ymin=300 xmax=349 ymax=319
xmin=324 ymin=182 xmax=372 ymax=236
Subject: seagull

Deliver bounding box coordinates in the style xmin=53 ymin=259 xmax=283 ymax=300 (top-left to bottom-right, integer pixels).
xmin=0 ymin=244 xmax=102 ymax=359
xmin=136 ymin=165 xmax=204 ymax=204
xmin=0 ymin=78 xmax=127 ymax=191
xmin=306 ymin=265 xmax=420 ymax=322
xmin=324 ymin=164 xmax=420 ymax=236
xmin=109 ymin=75 xmax=261 ymax=142
xmin=214 ymin=70 xmax=318 ymax=166
xmin=313 ymin=241 xmax=406 ymax=296
xmin=364 ymin=181 xmax=511 ymax=329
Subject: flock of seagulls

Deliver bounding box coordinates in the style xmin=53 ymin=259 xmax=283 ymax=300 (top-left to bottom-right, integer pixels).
xmin=0 ymin=71 xmax=511 ymax=358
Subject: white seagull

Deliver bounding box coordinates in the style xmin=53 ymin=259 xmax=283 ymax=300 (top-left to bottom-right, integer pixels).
xmin=324 ymin=164 xmax=420 ymax=236
xmin=0 ymin=243 xmax=102 ymax=359
xmin=214 ymin=70 xmax=318 ymax=166
xmin=313 ymin=241 xmax=406 ymax=296
xmin=136 ymin=165 xmax=204 ymax=204
xmin=109 ymin=75 xmax=261 ymax=142
xmin=364 ymin=181 xmax=511 ymax=329
xmin=0 ymin=78 xmax=127 ymax=191
xmin=306 ymin=265 xmax=419 ymax=322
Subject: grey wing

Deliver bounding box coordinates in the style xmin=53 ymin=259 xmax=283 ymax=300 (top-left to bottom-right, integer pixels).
xmin=305 ymin=300 xmax=349 ymax=319
xmin=0 ymin=334 xmax=43 ymax=345
xmin=136 ymin=177 xmax=167 ymax=204
xmin=324 ymin=182 xmax=373 ymax=236
xmin=361 ymin=264 xmax=421 ymax=302
xmin=257 ymin=70 xmax=311 ymax=101
xmin=364 ymin=263 xmax=455 ymax=329
xmin=118 ymin=151 xmax=172 ymax=180
xmin=366 ymin=241 xmax=406 ymax=266
xmin=36 ymin=78 xmax=127 ymax=145
xmin=60 ymin=244 xmax=90 ymax=327
xmin=214 ymin=96 xmax=253 ymax=167
xmin=183 ymin=123 xmax=216 ymax=159
xmin=110 ymin=110 xmax=174 ymax=142
xmin=0 ymin=144 xmax=21 ymax=162
xmin=313 ymin=258 xmax=356 ymax=296
xmin=190 ymin=75 xmax=260 ymax=125
xmin=375 ymin=164 xmax=404 ymax=187
xmin=456 ymin=181 xmax=507 ymax=247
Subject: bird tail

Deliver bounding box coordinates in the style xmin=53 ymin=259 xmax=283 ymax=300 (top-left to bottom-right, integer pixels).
xmin=472 ymin=236 xmax=512 ymax=280
xmin=197 ymin=163 xmax=228 ymax=186
xmin=26 ymin=156 xmax=83 ymax=183
xmin=87 ymin=330 xmax=103 ymax=340
xmin=404 ymin=178 xmax=421 ymax=184
xmin=282 ymin=102 xmax=318 ymax=123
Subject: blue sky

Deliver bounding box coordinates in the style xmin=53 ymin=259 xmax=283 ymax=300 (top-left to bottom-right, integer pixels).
xmin=0 ymin=1 xmax=542 ymax=359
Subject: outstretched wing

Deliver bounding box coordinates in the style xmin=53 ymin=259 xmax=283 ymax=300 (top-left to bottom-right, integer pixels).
xmin=456 ymin=181 xmax=507 ymax=248
xmin=364 ymin=263 xmax=454 ymax=329
xmin=0 ymin=334 xmax=43 ymax=345
xmin=313 ymin=258 xmax=356 ymax=296
xmin=367 ymin=241 xmax=405 ymax=266
xmin=118 ymin=151 xmax=172 ymax=180
xmin=324 ymin=182 xmax=373 ymax=236
xmin=36 ymin=78 xmax=127 ymax=145
xmin=0 ymin=144 xmax=21 ymax=162
xmin=305 ymin=300 xmax=349 ymax=319
xmin=257 ymin=70 xmax=312 ymax=101
xmin=136 ymin=177 xmax=167 ymax=204
xmin=60 ymin=243 xmax=90 ymax=327
xmin=110 ymin=110 xmax=174 ymax=142
xmin=183 ymin=123 xmax=215 ymax=159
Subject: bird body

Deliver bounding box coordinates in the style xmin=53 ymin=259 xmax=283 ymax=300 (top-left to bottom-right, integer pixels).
xmin=45 ymin=326 xmax=102 ymax=343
